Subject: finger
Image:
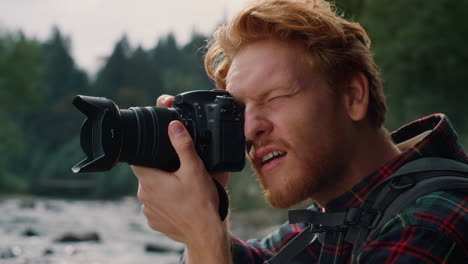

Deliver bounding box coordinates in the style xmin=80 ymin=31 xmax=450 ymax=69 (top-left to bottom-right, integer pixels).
xmin=131 ymin=165 xmax=155 ymax=183
xmin=131 ymin=165 xmax=172 ymax=192
xmin=136 ymin=182 xmax=143 ymax=202
xmin=136 ymin=182 xmax=153 ymax=205
xmin=212 ymin=172 xmax=230 ymax=187
xmin=131 ymin=165 xmax=165 ymax=179
xmin=168 ymin=121 xmax=204 ymax=176
xmin=156 ymin=94 xmax=174 ymax=108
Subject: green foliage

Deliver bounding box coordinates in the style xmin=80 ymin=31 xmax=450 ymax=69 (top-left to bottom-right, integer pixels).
xmin=95 ymin=36 xmax=132 ymax=99
xmin=95 ymin=36 xmax=164 ymax=107
xmin=92 ymin=164 xmax=137 ymax=199
xmin=0 ymin=27 xmax=92 ymax=195
xmin=360 ymin=0 xmax=468 ymax=142
xmin=335 ymin=0 xmax=366 ymax=19
xmin=153 ymin=33 xmax=181 ymax=71
xmin=30 ymin=28 xmax=90 ymax=149
xmin=0 ymin=31 xmax=43 ymax=109
xmin=0 ymin=120 xmax=29 ymax=193
xmin=152 ymin=32 xmax=215 ymax=93
xmin=0 ymin=29 xmax=44 ymax=192
xmin=228 ymin=166 xmax=273 ymax=210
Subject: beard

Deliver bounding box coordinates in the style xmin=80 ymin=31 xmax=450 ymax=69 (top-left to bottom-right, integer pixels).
xmin=248 ymin=153 xmax=336 ymax=209
xmin=261 ymin=173 xmax=313 ymax=208
xmin=248 ymin=137 xmax=346 ymax=209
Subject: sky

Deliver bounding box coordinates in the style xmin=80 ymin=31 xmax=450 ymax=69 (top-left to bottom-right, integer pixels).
xmin=0 ymin=0 xmax=250 ymax=74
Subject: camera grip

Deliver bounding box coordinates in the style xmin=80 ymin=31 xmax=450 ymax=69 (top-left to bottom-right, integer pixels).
xmin=213 ymin=179 xmax=229 ymax=221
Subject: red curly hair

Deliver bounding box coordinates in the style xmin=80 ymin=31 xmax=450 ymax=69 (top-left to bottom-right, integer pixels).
xmin=205 ymin=0 xmax=387 ymax=127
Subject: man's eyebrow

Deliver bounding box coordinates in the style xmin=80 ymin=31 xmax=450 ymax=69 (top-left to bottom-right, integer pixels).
xmin=263 ymin=82 xmax=299 ymax=98
xmin=230 ymin=82 xmax=296 ymax=105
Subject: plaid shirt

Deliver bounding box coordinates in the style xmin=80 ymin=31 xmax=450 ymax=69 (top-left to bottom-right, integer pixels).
xmin=231 ymin=114 xmax=468 ymax=263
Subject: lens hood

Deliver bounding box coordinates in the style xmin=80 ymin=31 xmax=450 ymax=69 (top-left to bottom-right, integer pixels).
xmin=72 ymin=95 xmax=122 ymax=173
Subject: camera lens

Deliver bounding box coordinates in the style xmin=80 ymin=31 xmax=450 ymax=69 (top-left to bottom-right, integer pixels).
xmin=72 ymin=95 xmax=181 ymax=173
xmin=120 ymin=106 xmax=180 ymax=170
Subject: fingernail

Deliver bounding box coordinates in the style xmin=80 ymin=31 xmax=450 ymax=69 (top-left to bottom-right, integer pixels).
xmin=170 ymin=122 xmax=184 ymax=136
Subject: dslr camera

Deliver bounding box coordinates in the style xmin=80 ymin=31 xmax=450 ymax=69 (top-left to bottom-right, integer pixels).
xmin=71 ymin=90 xmax=245 ymax=174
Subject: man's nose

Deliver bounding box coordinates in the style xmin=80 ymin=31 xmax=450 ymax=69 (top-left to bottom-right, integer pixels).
xmin=243 ymin=105 xmax=272 ymax=142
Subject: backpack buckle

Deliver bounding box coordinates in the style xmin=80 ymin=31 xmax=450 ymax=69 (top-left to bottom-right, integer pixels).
xmin=345 ymin=208 xmax=383 ymax=229
xmin=345 ymin=208 xmax=362 ymax=225
xmin=368 ymin=210 xmax=383 ymax=229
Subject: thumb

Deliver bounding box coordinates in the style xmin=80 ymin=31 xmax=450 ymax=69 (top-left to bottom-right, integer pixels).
xmin=168 ymin=120 xmax=204 ymax=174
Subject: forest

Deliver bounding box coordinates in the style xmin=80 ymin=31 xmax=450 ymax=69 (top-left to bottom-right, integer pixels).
xmin=1 ymin=0 xmax=467 ymax=210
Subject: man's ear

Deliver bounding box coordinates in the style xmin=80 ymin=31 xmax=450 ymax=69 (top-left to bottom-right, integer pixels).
xmin=342 ymin=72 xmax=369 ymax=122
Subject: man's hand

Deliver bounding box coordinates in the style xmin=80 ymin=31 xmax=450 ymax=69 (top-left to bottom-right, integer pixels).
xmin=131 ymin=94 xmax=231 ymax=263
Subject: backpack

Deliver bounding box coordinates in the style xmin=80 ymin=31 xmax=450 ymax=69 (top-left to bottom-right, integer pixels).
xmin=265 ymin=157 xmax=468 ymax=264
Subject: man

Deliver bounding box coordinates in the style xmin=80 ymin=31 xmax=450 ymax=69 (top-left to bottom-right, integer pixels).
xmin=132 ymin=0 xmax=468 ymax=263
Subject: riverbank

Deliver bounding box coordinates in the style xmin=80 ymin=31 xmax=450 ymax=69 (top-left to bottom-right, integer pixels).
xmin=0 ymin=197 xmax=182 ymax=263
xmin=0 ymin=197 xmax=286 ymax=263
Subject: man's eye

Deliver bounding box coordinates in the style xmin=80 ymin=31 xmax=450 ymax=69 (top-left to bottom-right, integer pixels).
xmin=268 ymin=95 xmax=287 ymax=102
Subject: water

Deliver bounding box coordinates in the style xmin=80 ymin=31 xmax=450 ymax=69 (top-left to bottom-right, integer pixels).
xmin=0 ymin=197 xmax=183 ymax=264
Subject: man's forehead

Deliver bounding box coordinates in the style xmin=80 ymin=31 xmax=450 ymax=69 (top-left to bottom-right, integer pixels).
xmin=226 ymin=64 xmax=304 ymax=104
xmin=227 ymin=46 xmax=289 ymax=83
xmin=225 ymin=40 xmax=314 ymax=98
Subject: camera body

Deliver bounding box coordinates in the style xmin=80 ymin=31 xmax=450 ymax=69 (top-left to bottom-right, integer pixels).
xmin=72 ymin=90 xmax=245 ymax=173
xmin=171 ymin=90 xmax=245 ymax=171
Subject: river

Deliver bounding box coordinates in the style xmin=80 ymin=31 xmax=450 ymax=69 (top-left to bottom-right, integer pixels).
xmin=0 ymin=197 xmax=183 ymax=264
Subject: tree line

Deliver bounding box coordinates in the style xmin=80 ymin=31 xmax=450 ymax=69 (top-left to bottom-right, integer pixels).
xmin=0 ymin=27 xmax=213 ymax=198
xmin=0 ymin=0 xmax=467 ymax=209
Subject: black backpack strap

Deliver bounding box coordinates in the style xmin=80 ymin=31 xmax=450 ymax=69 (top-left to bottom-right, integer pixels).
xmin=263 ymin=224 xmax=318 ymax=264
xmin=390 ymin=157 xmax=468 ymax=177
xmin=347 ymin=157 xmax=468 ymax=259
xmin=265 ymin=209 xmax=365 ymax=263
xmin=264 ymin=157 xmax=468 ymax=263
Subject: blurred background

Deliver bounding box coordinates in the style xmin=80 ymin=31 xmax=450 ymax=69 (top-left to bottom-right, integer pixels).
xmin=0 ymin=0 xmax=467 ymax=263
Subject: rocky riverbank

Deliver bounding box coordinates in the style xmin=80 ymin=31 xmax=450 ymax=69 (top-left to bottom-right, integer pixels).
xmin=0 ymin=197 xmax=183 ymax=264
xmin=0 ymin=197 xmax=284 ymax=263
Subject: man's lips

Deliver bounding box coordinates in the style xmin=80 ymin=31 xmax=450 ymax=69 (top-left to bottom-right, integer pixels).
xmin=254 ymin=147 xmax=288 ymax=169
xmin=260 ymin=153 xmax=287 ymax=172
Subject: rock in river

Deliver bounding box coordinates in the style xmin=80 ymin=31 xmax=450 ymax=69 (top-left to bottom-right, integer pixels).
xmin=145 ymin=242 xmax=183 ymax=254
xmin=54 ymin=231 xmax=101 ymax=243
xmin=22 ymin=227 xmax=39 ymax=237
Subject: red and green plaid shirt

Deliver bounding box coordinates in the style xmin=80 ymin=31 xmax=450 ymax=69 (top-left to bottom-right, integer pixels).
xmin=231 ymin=114 xmax=468 ymax=263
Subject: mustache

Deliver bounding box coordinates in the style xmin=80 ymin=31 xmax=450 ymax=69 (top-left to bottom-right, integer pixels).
xmin=245 ymin=140 xmax=253 ymax=154
xmin=245 ymin=140 xmax=255 ymax=162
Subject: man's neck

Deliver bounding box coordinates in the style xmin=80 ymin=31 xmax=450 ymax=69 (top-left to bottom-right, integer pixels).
xmin=314 ymin=125 xmax=401 ymax=207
